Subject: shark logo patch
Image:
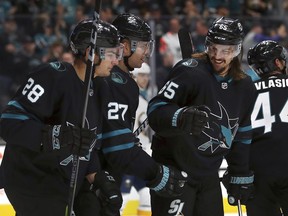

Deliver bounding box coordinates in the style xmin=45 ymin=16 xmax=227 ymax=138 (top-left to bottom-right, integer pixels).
xmin=111 ymin=72 xmax=127 ymax=84
xmin=49 ymin=61 xmax=66 ymax=72
xmin=198 ymin=102 xmax=239 ymax=153
xmin=182 ymin=59 xmax=198 ymax=67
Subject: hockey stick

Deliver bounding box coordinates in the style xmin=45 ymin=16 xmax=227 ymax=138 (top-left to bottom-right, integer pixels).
xmin=237 ymin=200 xmax=243 ymax=216
xmin=133 ymin=117 xmax=149 ymax=136
xmin=66 ymin=1 xmax=102 ymax=215
xmin=227 ymin=195 xmax=243 ymax=216
xmin=133 ymin=29 xmax=195 ymax=136
xmin=178 ymin=28 xmax=194 ymax=59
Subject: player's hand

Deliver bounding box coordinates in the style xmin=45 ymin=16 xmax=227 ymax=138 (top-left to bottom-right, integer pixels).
xmin=177 ymin=105 xmax=210 ymax=135
xmin=42 ymin=125 xmax=95 ymax=156
xmin=222 ymin=171 xmax=255 ymax=206
xmin=147 ymin=164 xmax=188 ymax=197
xmin=92 ymin=171 xmax=122 ymax=216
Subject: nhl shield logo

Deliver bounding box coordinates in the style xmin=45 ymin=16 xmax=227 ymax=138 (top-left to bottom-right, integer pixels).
xmin=221 ymin=82 xmax=228 ymax=89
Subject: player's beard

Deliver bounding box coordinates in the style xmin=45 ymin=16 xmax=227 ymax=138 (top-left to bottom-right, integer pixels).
xmin=214 ymin=65 xmax=228 ymax=75
xmin=210 ymin=57 xmax=231 ymax=76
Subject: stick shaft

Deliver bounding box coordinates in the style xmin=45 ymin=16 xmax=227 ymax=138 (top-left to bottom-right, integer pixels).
xmin=237 ymin=199 xmax=243 ymax=216
xmin=133 ymin=118 xmax=149 ymax=136
xmin=178 ymin=28 xmax=194 ymax=59
xmin=66 ymin=1 xmax=102 ymax=215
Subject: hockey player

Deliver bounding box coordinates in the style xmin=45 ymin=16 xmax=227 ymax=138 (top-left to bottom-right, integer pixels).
xmin=74 ymin=13 xmax=188 ymax=216
xmin=0 ymin=19 xmax=124 ymax=216
xmin=245 ymin=40 xmax=288 ymax=216
xmin=147 ymin=17 xmax=256 ymax=216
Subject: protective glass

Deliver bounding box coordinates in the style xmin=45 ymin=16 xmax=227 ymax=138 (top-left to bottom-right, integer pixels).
xmin=99 ymin=43 xmax=124 ymax=61
xmin=205 ymin=42 xmax=241 ymax=58
xmin=281 ymin=47 xmax=288 ymax=74
xmin=131 ymin=40 xmax=155 ymax=57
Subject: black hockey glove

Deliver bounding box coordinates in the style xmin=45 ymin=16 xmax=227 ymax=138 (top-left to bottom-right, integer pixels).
xmin=177 ymin=105 xmax=210 ymax=135
xmin=146 ymin=165 xmax=188 ymax=197
xmin=92 ymin=170 xmax=123 ymax=216
xmin=42 ymin=125 xmax=95 ymax=156
xmin=222 ymin=171 xmax=255 ymax=206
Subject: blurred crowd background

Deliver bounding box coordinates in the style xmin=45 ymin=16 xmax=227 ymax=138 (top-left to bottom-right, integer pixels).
xmin=1 ymin=0 xmax=288 ymax=111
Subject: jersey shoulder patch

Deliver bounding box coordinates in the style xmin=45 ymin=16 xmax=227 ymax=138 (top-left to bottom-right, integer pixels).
xmin=49 ymin=61 xmax=67 ymax=72
xmin=180 ymin=58 xmax=199 ymax=68
xmin=110 ymin=71 xmax=128 ymax=84
xmin=170 ymin=58 xmax=200 ymax=78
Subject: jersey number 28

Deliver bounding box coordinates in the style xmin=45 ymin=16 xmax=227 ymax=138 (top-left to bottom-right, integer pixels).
xmin=22 ymin=78 xmax=45 ymax=103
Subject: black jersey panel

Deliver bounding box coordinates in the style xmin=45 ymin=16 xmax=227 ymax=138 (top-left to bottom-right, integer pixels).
xmin=148 ymin=58 xmax=257 ymax=176
xmin=0 ymin=61 xmax=102 ymax=196
xmin=95 ymin=66 xmax=159 ymax=180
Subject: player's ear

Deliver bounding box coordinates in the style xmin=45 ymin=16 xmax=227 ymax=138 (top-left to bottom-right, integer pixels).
xmin=121 ymin=39 xmax=131 ymax=55
xmin=274 ymin=58 xmax=281 ymax=66
xmin=93 ymin=54 xmax=100 ymax=65
xmin=84 ymin=46 xmax=91 ymax=61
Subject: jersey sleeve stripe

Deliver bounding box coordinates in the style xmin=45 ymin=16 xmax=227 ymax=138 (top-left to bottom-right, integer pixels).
xmin=101 ymin=128 xmax=132 ymax=139
xmin=147 ymin=101 xmax=168 ymax=114
xmin=1 ymin=113 xmax=30 ymax=120
xmin=102 ymin=142 xmax=134 ymax=153
xmin=6 ymin=100 xmax=41 ymax=122
xmin=237 ymin=125 xmax=252 ymax=132
xmin=8 ymin=100 xmax=25 ymax=109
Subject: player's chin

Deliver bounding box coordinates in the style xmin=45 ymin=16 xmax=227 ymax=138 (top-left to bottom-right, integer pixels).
xmin=100 ymin=70 xmax=111 ymax=77
xmin=105 ymin=71 xmax=111 ymax=76
xmin=138 ymin=60 xmax=145 ymax=67
xmin=141 ymin=57 xmax=147 ymax=63
xmin=211 ymin=61 xmax=225 ymax=70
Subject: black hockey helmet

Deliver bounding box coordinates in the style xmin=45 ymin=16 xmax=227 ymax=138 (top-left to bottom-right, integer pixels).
xmin=69 ymin=19 xmax=121 ymax=56
xmin=247 ymin=40 xmax=288 ymax=77
xmin=206 ymin=17 xmax=244 ymax=46
xmin=112 ymin=13 xmax=154 ymax=69
xmin=112 ymin=13 xmax=152 ymax=42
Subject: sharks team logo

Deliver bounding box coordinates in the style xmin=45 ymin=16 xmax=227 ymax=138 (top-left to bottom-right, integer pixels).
xmin=49 ymin=61 xmax=66 ymax=72
xmin=60 ymin=118 xmax=97 ymax=166
xmin=198 ymin=102 xmax=239 ymax=153
xmin=111 ymin=72 xmax=128 ymax=84
xmin=182 ymin=58 xmax=198 ymax=67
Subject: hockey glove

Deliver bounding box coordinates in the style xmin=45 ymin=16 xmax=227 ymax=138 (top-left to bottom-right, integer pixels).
xmin=146 ymin=165 xmax=188 ymax=197
xmin=222 ymin=171 xmax=255 ymax=206
xmin=92 ymin=170 xmax=123 ymax=216
xmin=177 ymin=105 xmax=210 ymax=135
xmin=42 ymin=125 xmax=95 ymax=156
